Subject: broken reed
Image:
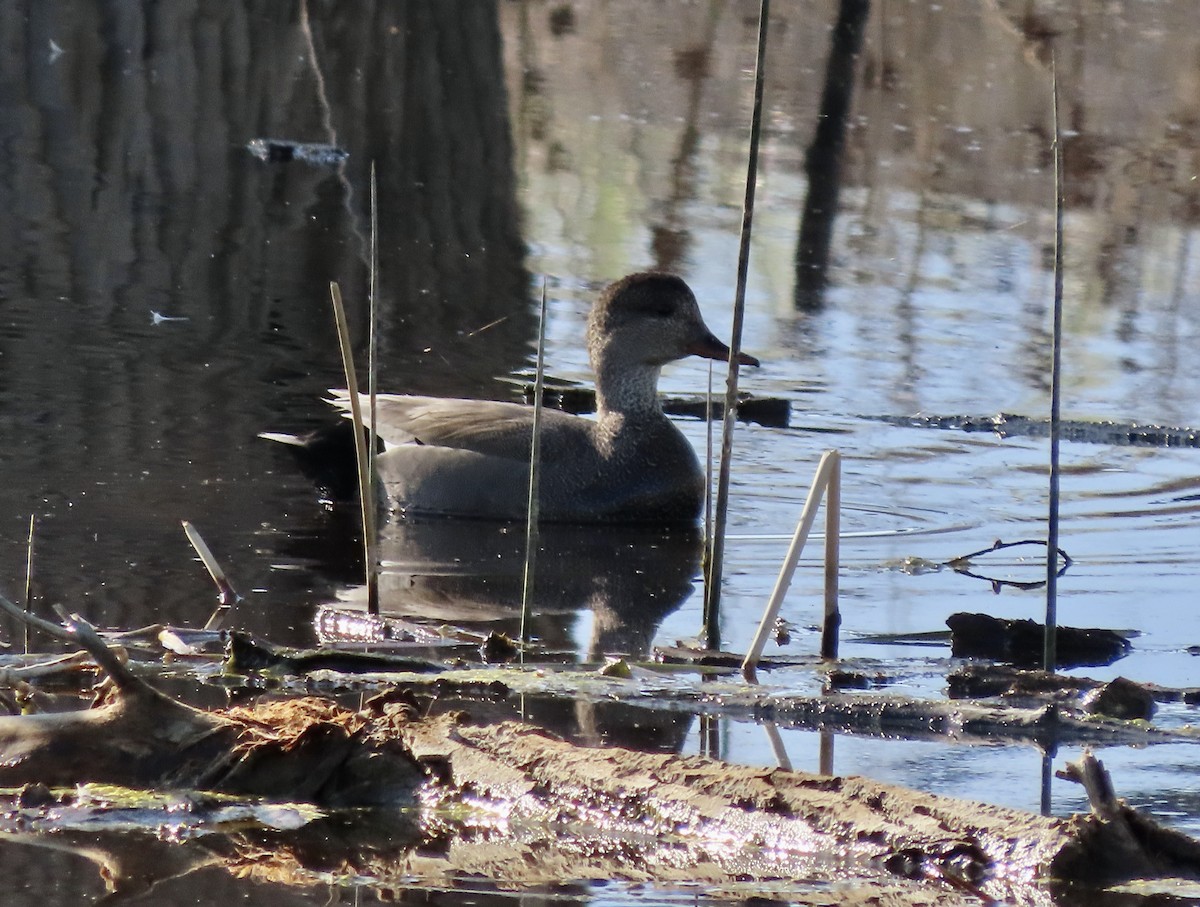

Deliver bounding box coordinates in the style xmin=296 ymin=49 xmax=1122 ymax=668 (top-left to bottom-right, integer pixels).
xmin=181 ymin=520 xmax=239 ymax=631
xmin=741 ymin=449 xmax=841 ymax=683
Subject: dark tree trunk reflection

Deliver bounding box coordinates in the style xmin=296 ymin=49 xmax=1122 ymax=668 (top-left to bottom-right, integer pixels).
xmin=0 ymin=0 xmax=526 ymax=632
xmin=794 ymin=0 xmax=870 ymax=311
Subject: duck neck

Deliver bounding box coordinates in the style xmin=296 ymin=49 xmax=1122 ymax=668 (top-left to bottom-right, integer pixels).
xmin=593 ymin=361 xmax=665 ymax=421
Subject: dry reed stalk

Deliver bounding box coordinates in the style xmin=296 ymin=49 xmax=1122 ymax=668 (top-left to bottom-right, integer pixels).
xmin=706 ymin=0 xmax=770 ymax=648
xmin=1045 ymin=56 xmax=1065 ymax=671
xmin=23 ymin=515 xmax=34 ymax=654
xmin=330 ymin=281 xmax=379 ymax=614
xmin=366 ymin=164 xmax=380 ymax=612
xmin=519 ymin=281 xmax=550 ymax=654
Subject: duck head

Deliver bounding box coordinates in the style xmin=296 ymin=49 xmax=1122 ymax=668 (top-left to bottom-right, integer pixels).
xmin=587 ymin=272 xmax=760 ymax=373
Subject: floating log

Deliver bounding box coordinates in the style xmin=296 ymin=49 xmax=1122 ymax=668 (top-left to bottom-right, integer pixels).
xmin=524 ymin=384 xmax=792 ymax=428
xmin=245 ymin=138 xmax=349 ymax=166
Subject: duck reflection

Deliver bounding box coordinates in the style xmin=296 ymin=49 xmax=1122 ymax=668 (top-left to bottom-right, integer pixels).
xmin=329 ymin=517 xmax=702 ymax=661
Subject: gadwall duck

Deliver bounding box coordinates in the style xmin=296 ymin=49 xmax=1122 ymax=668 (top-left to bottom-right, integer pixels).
xmin=275 ymin=273 xmax=758 ymax=524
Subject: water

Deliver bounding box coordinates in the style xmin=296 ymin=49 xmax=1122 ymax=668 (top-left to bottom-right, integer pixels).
xmin=0 ymin=1 xmax=1198 ymax=903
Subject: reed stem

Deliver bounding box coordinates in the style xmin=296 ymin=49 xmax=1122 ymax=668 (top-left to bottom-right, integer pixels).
xmin=366 ymin=164 xmax=380 ymax=613
xmin=519 ymin=281 xmax=550 ymax=654
xmin=330 ymin=281 xmax=379 ymax=614
xmin=1045 ymin=56 xmax=1064 ymax=672
xmin=706 ymin=0 xmax=770 ymax=648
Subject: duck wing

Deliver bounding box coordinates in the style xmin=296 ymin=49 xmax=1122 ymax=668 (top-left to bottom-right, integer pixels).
xmin=326 ymin=391 xmax=590 ymax=462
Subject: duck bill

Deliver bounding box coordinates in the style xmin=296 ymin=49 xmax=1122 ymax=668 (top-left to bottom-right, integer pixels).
xmin=687 ymin=331 xmax=760 ymax=367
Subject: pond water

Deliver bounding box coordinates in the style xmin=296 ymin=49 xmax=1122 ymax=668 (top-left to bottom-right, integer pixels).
xmin=0 ymin=0 xmax=1198 ymax=903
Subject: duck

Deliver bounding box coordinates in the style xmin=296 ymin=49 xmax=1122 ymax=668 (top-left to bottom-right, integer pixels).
xmin=270 ymin=272 xmax=758 ymax=524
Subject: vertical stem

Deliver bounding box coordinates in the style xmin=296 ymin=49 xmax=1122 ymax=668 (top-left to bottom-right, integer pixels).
xmin=819 ymin=451 xmax=841 ymax=660
xmin=1040 ymin=746 xmax=1057 ymax=816
xmin=1045 ymin=57 xmax=1064 ymax=672
xmin=330 ymin=282 xmax=377 ymax=614
xmin=520 ymin=281 xmax=549 ymax=655
xmin=703 ymin=361 xmax=714 ymax=629
xmin=23 ymin=514 xmax=34 ymax=655
xmin=366 ymin=163 xmax=380 ymax=614
xmin=706 ymin=0 xmax=770 ymax=648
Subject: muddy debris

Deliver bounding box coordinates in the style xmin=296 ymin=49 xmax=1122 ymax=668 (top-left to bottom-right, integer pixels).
xmin=1081 ymin=677 xmax=1157 ymax=721
xmin=0 ymin=613 xmax=1199 ymax=903
xmin=226 ymin=631 xmax=443 ymax=676
xmin=3 ymin=597 xmax=1200 ymax=902
xmin=947 ymin=611 xmax=1132 ymax=667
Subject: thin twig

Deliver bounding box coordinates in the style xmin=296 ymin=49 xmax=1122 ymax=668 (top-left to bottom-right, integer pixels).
xmin=519 ymin=280 xmax=550 ymax=653
xmin=707 ymin=0 xmax=770 ymax=649
xmin=1045 ymin=54 xmax=1064 ymax=671
xmin=763 ymin=723 xmax=793 ymax=771
xmin=181 ymin=521 xmax=238 ymax=605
